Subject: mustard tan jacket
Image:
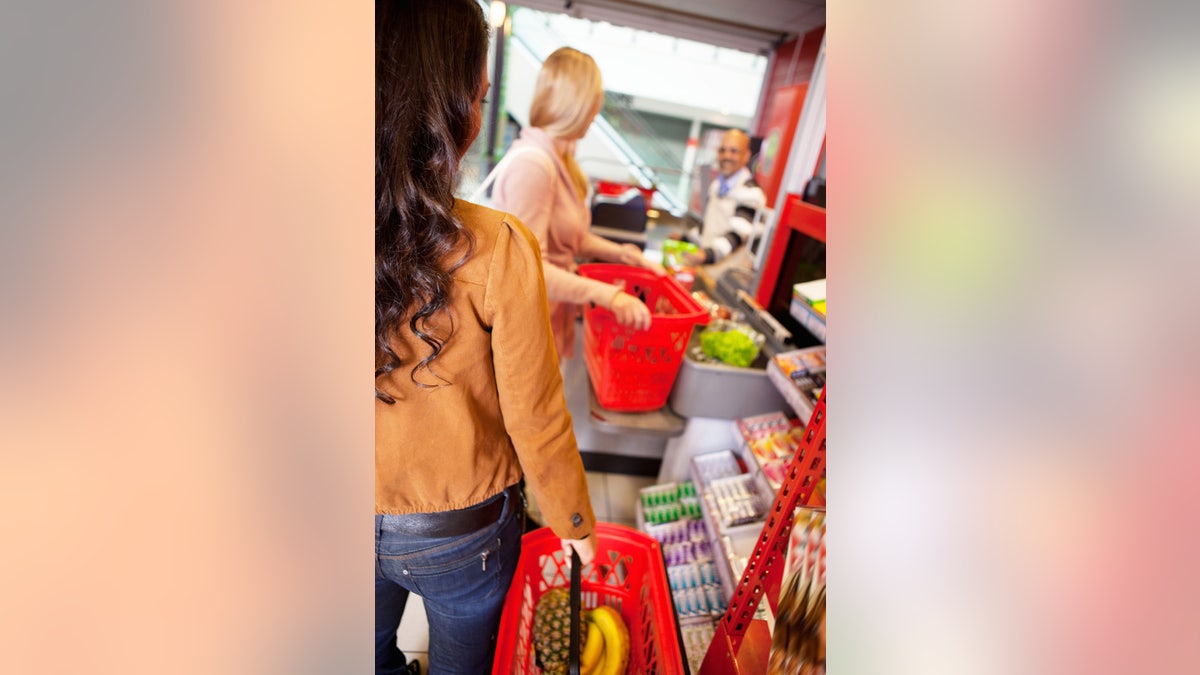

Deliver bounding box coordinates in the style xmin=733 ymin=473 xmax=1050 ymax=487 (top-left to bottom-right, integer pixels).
xmin=375 ymin=200 xmax=595 ymax=541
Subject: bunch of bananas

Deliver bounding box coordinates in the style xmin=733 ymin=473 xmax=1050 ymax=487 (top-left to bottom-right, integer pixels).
xmin=578 ymin=605 xmax=630 ymax=675
xmin=532 ymin=591 xmax=630 ymax=675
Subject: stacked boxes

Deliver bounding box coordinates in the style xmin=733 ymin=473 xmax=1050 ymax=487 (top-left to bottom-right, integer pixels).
xmin=639 ymin=481 xmax=727 ymax=668
xmin=738 ymin=412 xmax=805 ymax=490
xmin=639 ymin=481 xmax=702 ymax=525
xmin=767 ymin=346 xmax=826 ymax=419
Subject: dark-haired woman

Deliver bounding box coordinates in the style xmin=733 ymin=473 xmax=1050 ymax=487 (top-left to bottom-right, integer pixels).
xmin=375 ymin=1 xmax=596 ymax=673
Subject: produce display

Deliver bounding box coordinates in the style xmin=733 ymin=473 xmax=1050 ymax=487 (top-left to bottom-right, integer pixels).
xmin=661 ymin=239 xmax=700 ymax=269
xmin=532 ymin=587 xmax=630 ymax=675
xmin=697 ymin=320 xmax=763 ymax=368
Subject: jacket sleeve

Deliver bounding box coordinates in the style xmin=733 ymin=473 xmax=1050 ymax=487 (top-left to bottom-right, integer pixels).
xmin=493 ymin=150 xmax=619 ymax=310
xmin=703 ymin=183 xmax=768 ymax=264
xmin=485 ymin=216 xmax=596 ymax=540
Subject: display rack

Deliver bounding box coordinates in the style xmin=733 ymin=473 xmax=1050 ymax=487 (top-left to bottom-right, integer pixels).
xmin=689 ymin=451 xmax=772 ymax=605
xmin=765 ymin=346 xmax=825 ymax=422
xmin=700 ymin=390 xmax=826 ymax=674
xmin=734 ymin=412 xmax=805 ymax=493
xmin=788 ymin=297 xmax=826 ymax=343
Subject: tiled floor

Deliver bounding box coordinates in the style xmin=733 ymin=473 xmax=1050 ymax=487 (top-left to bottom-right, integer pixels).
xmin=393 ymin=470 xmax=657 ymax=669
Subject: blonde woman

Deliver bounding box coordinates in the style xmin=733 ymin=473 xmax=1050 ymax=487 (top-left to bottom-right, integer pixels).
xmin=492 ymin=47 xmax=662 ymax=360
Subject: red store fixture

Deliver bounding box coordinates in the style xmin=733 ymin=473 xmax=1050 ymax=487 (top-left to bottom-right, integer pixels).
xmin=700 ymin=390 xmax=827 ymax=674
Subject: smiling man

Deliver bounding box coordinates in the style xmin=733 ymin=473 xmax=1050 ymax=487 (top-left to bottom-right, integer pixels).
xmin=683 ymin=128 xmax=768 ymax=267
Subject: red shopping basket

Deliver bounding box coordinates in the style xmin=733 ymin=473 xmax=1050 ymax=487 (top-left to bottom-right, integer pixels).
xmin=578 ymin=264 xmax=709 ymax=412
xmin=492 ymin=523 xmax=686 ymax=674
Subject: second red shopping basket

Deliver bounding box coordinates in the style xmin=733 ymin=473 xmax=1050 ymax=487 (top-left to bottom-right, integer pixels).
xmin=578 ymin=264 xmax=709 ymax=412
xmin=492 ymin=523 xmax=686 ymax=674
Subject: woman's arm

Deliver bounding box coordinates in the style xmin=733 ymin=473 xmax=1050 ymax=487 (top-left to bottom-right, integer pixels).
xmin=487 ymin=217 xmax=596 ymax=544
xmin=579 ymin=232 xmax=666 ymax=275
xmin=494 ymin=151 xmax=652 ymax=327
xmin=542 ymin=262 xmax=651 ymax=331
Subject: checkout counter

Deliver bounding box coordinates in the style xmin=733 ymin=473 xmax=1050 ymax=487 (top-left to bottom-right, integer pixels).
xmin=577 ymin=258 xmax=822 ymax=483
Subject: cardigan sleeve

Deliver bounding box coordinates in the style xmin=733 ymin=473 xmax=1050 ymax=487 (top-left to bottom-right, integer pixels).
xmin=484 ymin=215 xmax=596 ymax=540
xmin=493 ymin=150 xmax=618 ymax=310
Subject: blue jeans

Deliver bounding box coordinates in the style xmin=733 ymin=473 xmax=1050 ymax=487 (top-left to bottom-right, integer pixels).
xmin=375 ymin=487 xmax=523 ymax=675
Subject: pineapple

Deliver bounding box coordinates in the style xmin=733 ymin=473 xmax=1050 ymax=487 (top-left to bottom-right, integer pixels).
xmin=532 ymin=587 xmax=588 ymax=674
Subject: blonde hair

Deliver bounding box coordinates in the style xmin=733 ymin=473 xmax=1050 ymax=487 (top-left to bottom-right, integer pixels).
xmin=529 ymin=47 xmax=603 ymax=198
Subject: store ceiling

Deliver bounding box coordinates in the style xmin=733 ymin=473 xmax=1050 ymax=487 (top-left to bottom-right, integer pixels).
xmin=511 ymin=0 xmax=826 ymax=54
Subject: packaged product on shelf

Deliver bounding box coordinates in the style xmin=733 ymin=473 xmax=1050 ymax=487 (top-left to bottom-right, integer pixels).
xmin=792 ymin=279 xmax=826 ymax=309
xmin=768 ymin=347 xmax=827 ymax=416
xmin=707 ymin=474 xmax=768 ymax=528
xmin=736 ymin=411 xmax=798 ymax=441
xmin=640 ymin=485 xmax=729 ymax=626
xmin=789 ymin=279 xmax=827 ymax=342
xmin=768 ymin=570 xmax=825 ymax=675
xmin=691 ymin=450 xmax=745 ymax=487
xmin=784 ymin=508 xmax=827 ymax=584
xmin=680 ymin=621 xmax=716 ymax=674
xmin=639 ymin=481 xmax=703 ymax=525
xmin=770 ymin=507 xmax=827 ymax=675
xmin=774 ymin=348 xmax=826 ymax=386
xmin=737 ymin=411 xmax=807 ymax=491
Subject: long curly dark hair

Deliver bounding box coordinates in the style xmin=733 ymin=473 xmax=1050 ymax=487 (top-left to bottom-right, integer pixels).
xmin=375 ymin=0 xmax=488 ymax=403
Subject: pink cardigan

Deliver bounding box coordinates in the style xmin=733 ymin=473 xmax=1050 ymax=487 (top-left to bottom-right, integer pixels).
xmin=491 ymin=127 xmax=620 ymax=359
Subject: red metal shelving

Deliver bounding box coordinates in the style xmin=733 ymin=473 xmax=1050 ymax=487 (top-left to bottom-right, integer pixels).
xmin=700 ymin=390 xmax=826 ymax=674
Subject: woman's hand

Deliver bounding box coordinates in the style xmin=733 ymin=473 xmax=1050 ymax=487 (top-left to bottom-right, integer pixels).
xmin=562 ymin=535 xmax=596 ymax=567
xmin=619 ymin=243 xmax=668 ymax=277
xmin=609 ymin=290 xmax=652 ymax=331
xmin=617 ymin=243 xmax=644 ymax=267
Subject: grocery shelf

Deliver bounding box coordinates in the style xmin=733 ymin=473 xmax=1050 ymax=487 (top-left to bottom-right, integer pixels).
xmin=688 ymin=452 xmax=775 ymax=614
xmin=700 ymin=391 xmax=826 ymax=674
xmin=636 ymin=481 xmax=729 ymax=661
xmin=766 ymin=359 xmax=815 ymax=421
xmin=731 ymin=414 xmax=803 ymax=494
xmin=788 ymin=297 xmax=826 ymax=343
xmin=694 ymin=478 xmax=755 ymax=603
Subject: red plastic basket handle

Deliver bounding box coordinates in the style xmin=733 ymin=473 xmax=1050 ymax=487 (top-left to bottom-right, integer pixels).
xmin=568 ymin=547 xmax=581 ymax=675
